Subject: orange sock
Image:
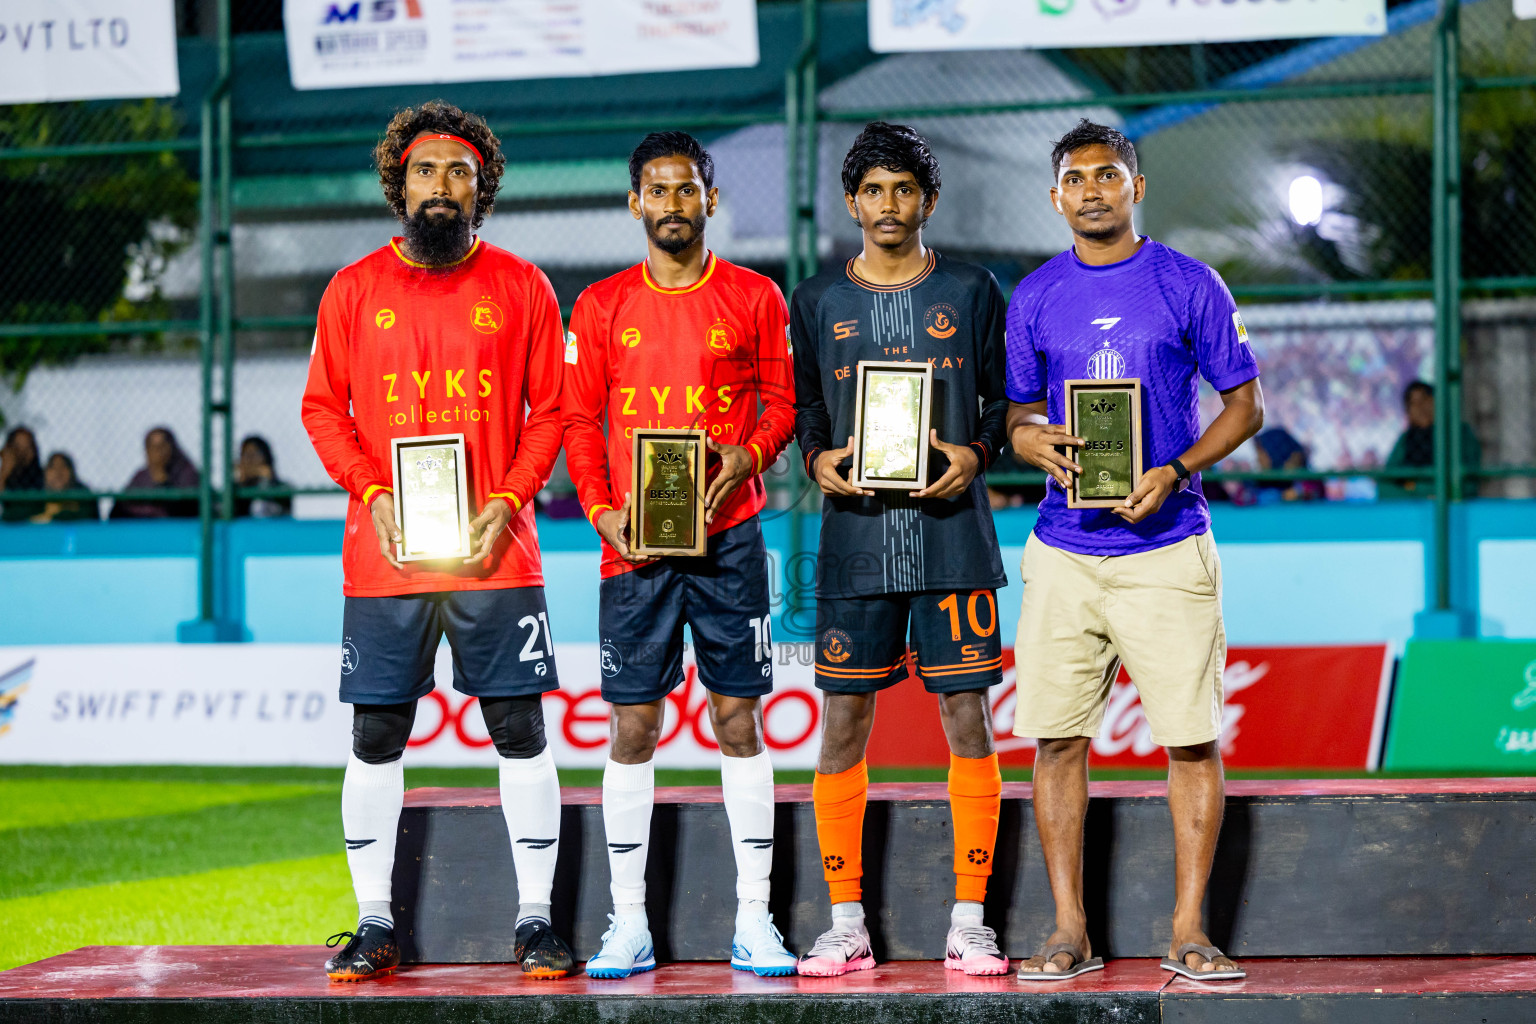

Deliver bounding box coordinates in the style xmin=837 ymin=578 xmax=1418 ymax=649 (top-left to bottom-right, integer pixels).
xmin=813 ymin=760 xmax=868 ymax=904
xmin=949 ymin=752 xmax=1002 ymax=903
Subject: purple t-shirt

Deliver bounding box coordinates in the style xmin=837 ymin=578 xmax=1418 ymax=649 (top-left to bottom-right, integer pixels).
xmin=1004 ymin=238 xmax=1259 ymax=556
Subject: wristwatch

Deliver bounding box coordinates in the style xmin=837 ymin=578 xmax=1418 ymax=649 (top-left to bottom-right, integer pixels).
xmin=1167 ymin=458 xmax=1192 ymax=493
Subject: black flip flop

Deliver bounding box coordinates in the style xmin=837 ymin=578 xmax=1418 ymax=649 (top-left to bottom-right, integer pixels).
xmin=1160 ymin=942 xmax=1247 ymax=981
xmin=1015 ymin=942 xmax=1105 ymax=982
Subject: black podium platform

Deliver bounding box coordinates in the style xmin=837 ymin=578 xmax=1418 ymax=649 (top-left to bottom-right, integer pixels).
xmin=391 ymin=778 xmax=1536 ymax=964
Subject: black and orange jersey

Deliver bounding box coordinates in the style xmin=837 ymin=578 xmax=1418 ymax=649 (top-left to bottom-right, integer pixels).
xmin=792 ymin=250 xmax=1008 ymax=599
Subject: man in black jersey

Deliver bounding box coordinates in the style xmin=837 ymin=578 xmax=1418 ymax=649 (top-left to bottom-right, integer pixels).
xmin=792 ymin=122 xmax=1010 ymax=977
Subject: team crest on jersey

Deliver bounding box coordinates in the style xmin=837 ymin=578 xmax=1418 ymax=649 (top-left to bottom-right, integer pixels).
xmin=471 ymin=298 xmax=502 ymax=334
xmin=820 ymin=628 xmax=853 ymax=664
xmin=1233 ymin=311 xmax=1250 ymax=344
xmin=833 ymin=319 xmax=860 ymax=341
xmin=564 ymin=330 xmax=579 ymax=365
xmin=1086 ymin=340 xmax=1126 ymax=380
xmin=621 ymin=327 xmax=642 ymax=348
xmin=375 ymin=309 xmax=396 ymax=329
xmin=706 ymin=318 xmax=739 ymax=354
xmin=924 ymin=303 xmax=958 ymax=339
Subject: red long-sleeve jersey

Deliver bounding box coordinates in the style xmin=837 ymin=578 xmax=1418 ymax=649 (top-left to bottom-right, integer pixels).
xmin=561 ymin=253 xmax=796 ymax=579
xmin=301 ymin=237 xmax=564 ymax=597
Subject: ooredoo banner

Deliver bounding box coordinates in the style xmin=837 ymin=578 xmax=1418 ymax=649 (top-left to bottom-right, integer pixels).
xmin=283 ymin=0 xmax=760 ymax=91
xmin=0 ymin=0 xmax=179 ymax=103
xmin=0 ymin=643 xmax=820 ymax=768
xmin=869 ymin=0 xmax=1385 ymax=52
xmin=0 ymin=642 xmax=1390 ymax=770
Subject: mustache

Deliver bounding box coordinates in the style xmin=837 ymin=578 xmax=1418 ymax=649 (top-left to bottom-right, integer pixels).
xmin=419 ymin=198 xmax=463 ymax=212
xmin=1078 ymin=204 xmax=1112 ymax=215
xmin=874 ymin=217 xmax=903 ymax=227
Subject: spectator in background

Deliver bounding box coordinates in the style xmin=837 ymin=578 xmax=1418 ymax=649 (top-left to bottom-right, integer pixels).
xmin=1380 ymin=380 xmax=1482 ymax=499
xmin=0 ymin=426 xmax=45 ymax=523
xmin=1249 ymin=427 xmax=1322 ymax=504
xmin=30 ymin=452 xmax=98 ymax=523
xmin=110 ymin=426 xmax=200 ymax=519
xmin=233 ymin=435 xmax=292 ymax=518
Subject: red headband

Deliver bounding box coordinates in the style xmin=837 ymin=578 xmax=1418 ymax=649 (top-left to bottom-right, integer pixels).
xmin=400 ymin=133 xmax=484 ymax=167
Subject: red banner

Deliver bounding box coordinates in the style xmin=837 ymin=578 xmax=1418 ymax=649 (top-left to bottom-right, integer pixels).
xmin=865 ymin=645 xmax=1392 ymax=770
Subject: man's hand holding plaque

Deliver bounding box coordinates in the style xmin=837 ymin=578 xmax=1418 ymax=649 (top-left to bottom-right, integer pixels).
xmin=812 ymin=436 xmax=875 ymax=498
xmin=369 ymin=491 xmax=405 ymax=570
xmin=465 ymin=498 xmax=513 ymax=564
xmin=702 ymin=437 xmax=753 ymax=525
xmin=1009 ymin=422 xmax=1085 ymax=489
xmin=594 ymin=492 xmax=657 ymax=565
xmin=909 ymin=429 xmax=981 ymax=500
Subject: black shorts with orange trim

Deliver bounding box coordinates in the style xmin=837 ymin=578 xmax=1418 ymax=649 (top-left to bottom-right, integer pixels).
xmin=814 ymin=589 xmax=1004 ymax=695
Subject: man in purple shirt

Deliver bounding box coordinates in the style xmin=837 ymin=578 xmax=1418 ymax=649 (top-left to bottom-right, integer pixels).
xmin=1004 ymin=120 xmax=1264 ymax=982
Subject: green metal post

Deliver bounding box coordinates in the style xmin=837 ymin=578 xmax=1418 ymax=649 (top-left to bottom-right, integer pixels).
xmin=1420 ymin=0 xmax=1468 ymax=636
xmin=218 ymin=14 xmax=236 ymax=525
xmin=180 ymin=0 xmax=238 ymax=642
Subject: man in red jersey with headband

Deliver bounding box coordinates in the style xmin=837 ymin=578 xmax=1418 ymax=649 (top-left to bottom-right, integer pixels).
xmin=302 ymin=101 xmax=573 ymax=982
xmin=562 ymin=131 xmax=797 ymax=978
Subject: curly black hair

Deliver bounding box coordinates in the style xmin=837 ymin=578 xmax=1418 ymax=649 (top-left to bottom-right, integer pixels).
xmin=628 ymin=130 xmax=715 ymax=193
xmin=374 ymin=100 xmax=506 ymax=229
xmin=841 ymin=121 xmax=941 ymax=198
xmin=1050 ymin=119 xmax=1137 ymax=178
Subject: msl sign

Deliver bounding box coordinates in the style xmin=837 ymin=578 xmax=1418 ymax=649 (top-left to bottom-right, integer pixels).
xmin=1384 ymin=640 xmax=1536 ymax=771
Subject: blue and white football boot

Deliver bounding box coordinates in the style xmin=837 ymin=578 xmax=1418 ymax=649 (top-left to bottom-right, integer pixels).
xmin=730 ymin=904 xmax=797 ymax=977
xmin=585 ymin=914 xmax=656 ymax=979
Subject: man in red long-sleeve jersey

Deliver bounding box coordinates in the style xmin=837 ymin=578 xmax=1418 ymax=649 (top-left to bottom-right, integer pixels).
xmin=562 ymin=131 xmax=797 ymax=978
xmin=301 ymin=101 xmax=574 ymax=982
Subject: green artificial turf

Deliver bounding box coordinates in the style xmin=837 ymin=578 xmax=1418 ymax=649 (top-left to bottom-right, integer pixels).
xmin=0 ymin=761 xmax=1486 ymax=972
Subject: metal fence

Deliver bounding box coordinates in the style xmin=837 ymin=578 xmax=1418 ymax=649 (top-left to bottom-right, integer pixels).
xmin=0 ymin=0 xmax=1533 ymax=630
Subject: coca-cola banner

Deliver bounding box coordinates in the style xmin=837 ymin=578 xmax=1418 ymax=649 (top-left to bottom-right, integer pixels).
xmin=865 ymin=644 xmax=1394 ymax=770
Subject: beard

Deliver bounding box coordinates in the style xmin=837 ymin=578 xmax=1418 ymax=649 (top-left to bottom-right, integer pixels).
xmin=644 ymin=211 xmax=707 ymax=255
xmin=403 ymin=199 xmax=475 ymax=265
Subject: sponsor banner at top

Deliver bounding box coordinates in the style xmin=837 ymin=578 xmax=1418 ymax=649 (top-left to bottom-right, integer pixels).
xmin=284 ymin=0 xmax=760 ymax=91
xmin=869 ymin=0 xmax=1386 ymax=52
xmin=0 ymin=0 xmax=179 ymax=103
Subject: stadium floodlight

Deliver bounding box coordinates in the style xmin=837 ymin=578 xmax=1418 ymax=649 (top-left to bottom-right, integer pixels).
xmin=1288 ymin=174 xmax=1325 ymax=227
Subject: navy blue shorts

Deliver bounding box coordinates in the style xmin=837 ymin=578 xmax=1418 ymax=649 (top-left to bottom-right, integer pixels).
xmin=598 ymin=516 xmax=773 ymax=704
xmin=814 ymin=589 xmax=1003 ymax=694
xmin=338 ymin=586 xmax=559 ymax=704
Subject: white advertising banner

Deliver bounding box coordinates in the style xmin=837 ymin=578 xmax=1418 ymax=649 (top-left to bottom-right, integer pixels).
xmin=283 ymin=0 xmax=760 ymax=91
xmin=0 ymin=0 xmax=179 ymax=103
xmin=0 ymin=643 xmax=821 ymax=769
xmin=869 ymin=0 xmax=1386 ymax=52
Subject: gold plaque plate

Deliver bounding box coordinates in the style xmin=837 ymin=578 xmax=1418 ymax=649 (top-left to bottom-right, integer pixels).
xmin=391 ymin=433 xmax=472 ymax=561
xmin=851 ymin=360 xmax=934 ymax=490
xmin=630 ymin=427 xmax=708 ymax=557
xmin=1063 ymin=378 xmax=1144 ymax=509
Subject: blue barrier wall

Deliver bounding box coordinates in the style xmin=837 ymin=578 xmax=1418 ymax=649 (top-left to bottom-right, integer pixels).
xmin=1 ymin=501 xmax=1532 ymax=646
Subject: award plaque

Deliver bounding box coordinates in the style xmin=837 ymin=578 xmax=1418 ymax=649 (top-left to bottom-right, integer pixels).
xmin=390 ymin=433 xmax=472 ymax=561
xmin=851 ymin=361 xmax=934 ymax=490
xmin=1064 ymin=378 xmax=1144 ymax=509
xmin=630 ymin=427 xmax=707 ymax=557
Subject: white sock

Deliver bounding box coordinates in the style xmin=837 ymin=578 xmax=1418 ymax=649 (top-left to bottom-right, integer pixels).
xmin=342 ymin=753 xmax=404 ymax=924
xmin=498 ymin=747 xmax=561 ymax=911
xmin=602 ymin=758 xmax=654 ymax=907
xmin=832 ymin=901 xmax=865 ymax=929
xmin=952 ymin=900 xmax=985 ymax=924
xmin=720 ymin=750 xmax=775 ymax=903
